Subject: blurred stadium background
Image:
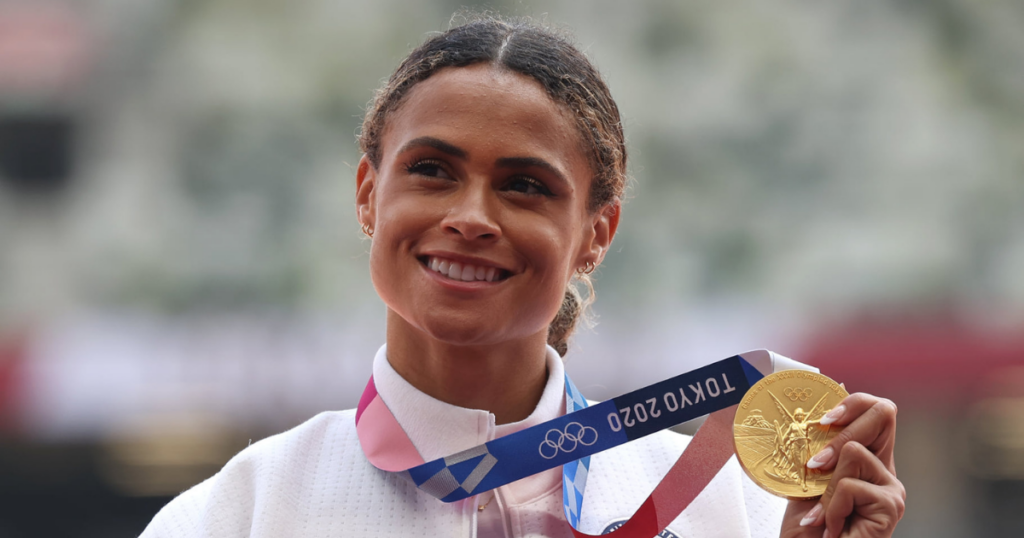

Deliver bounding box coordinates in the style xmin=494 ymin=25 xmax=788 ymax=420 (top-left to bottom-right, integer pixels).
xmin=1 ymin=0 xmax=1022 ymax=536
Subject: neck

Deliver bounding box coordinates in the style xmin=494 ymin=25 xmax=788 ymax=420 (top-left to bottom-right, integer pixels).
xmin=385 ymin=310 xmax=550 ymax=425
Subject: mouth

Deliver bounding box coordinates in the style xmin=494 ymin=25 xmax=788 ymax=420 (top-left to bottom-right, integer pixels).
xmin=419 ymin=255 xmax=511 ymax=283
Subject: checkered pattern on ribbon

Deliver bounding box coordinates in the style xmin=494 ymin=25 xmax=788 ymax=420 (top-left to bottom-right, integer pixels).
xmin=561 ymin=374 xmax=591 ymax=528
xmin=416 ymin=444 xmax=499 ymax=500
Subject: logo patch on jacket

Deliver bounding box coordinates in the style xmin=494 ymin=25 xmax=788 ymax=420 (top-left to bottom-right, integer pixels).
xmin=601 ymin=520 xmax=680 ymax=537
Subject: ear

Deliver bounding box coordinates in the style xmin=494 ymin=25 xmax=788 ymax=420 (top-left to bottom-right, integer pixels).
xmin=577 ymin=202 xmax=621 ymax=269
xmin=356 ymin=154 xmax=377 ymax=231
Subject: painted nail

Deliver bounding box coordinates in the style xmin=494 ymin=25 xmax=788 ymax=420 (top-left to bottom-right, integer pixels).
xmin=807 ymin=446 xmax=834 ymax=469
xmin=799 ymin=503 xmax=823 ymax=526
xmin=820 ymin=405 xmax=846 ymax=425
xmin=822 ymin=528 xmax=831 ymax=538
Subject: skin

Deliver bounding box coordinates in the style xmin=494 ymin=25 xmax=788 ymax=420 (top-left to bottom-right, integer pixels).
xmin=356 ymin=62 xmax=903 ymax=536
xmin=355 ymin=63 xmax=619 ymax=425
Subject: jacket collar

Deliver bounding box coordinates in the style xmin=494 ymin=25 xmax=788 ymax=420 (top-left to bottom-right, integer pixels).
xmin=372 ymin=344 xmax=566 ymax=463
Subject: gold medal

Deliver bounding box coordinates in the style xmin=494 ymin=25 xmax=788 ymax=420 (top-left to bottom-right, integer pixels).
xmin=733 ymin=370 xmax=849 ymax=499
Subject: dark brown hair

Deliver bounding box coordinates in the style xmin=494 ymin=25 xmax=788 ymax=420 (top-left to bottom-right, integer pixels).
xmin=359 ymin=14 xmax=628 ymax=355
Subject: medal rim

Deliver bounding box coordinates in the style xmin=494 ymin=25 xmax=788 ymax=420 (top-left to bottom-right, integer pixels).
xmin=732 ymin=370 xmax=849 ymax=500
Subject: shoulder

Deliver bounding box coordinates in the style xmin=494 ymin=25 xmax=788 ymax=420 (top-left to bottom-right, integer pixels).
xmin=141 ymin=410 xmax=362 ymax=538
xmin=209 ymin=409 xmax=360 ymax=492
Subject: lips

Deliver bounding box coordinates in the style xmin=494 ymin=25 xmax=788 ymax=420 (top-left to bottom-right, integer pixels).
xmin=423 ymin=255 xmax=509 ymax=282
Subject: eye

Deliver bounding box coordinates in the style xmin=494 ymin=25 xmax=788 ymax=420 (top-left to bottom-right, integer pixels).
xmin=406 ymin=159 xmax=452 ymax=179
xmin=505 ymin=176 xmax=552 ymax=196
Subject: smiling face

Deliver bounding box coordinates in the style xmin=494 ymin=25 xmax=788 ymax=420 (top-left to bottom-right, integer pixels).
xmin=356 ymin=64 xmax=618 ymax=348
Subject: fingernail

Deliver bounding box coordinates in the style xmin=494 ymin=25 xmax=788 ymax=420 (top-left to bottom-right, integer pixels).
xmin=799 ymin=503 xmax=823 ymax=526
xmin=820 ymin=405 xmax=846 ymax=425
xmin=807 ymin=446 xmax=834 ymax=469
xmin=822 ymin=528 xmax=831 ymax=538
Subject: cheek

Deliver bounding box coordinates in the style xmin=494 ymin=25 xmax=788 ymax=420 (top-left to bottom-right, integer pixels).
xmin=366 ymin=198 xmax=422 ymax=296
xmin=373 ymin=187 xmax=434 ymax=246
xmin=516 ymin=224 xmax=581 ymax=311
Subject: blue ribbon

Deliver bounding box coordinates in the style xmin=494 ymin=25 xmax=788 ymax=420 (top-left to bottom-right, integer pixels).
xmin=405 ymin=354 xmax=765 ymax=514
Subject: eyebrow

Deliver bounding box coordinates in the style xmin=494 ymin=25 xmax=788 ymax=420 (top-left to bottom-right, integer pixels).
xmin=495 ymin=156 xmax=569 ymax=187
xmin=397 ymin=136 xmax=467 ymax=159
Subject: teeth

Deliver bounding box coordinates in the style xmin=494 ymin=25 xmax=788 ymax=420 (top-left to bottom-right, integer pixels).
xmin=426 ymin=256 xmax=503 ymax=283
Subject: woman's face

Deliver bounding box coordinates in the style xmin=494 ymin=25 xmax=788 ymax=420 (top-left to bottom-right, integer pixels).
xmin=356 ymin=64 xmax=618 ymax=348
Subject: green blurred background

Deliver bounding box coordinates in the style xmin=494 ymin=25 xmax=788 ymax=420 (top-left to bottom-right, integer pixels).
xmin=1 ymin=0 xmax=1022 ymax=536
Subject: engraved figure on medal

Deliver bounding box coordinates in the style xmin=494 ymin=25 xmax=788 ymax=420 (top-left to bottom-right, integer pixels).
xmin=765 ymin=390 xmax=829 ymax=492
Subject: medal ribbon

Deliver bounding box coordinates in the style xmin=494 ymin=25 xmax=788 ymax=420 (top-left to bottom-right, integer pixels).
xmin=356 ymin=349 xmax=811 ymax=537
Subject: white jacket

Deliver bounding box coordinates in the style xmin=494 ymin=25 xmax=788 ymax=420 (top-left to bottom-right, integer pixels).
xmin=142 ymin=346 xmax=787 ymax=537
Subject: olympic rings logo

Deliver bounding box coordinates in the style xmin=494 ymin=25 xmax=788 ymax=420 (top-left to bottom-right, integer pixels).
xmin=784 ymin=387 xmax=813 ymax=402
xmin=538 ymin=422 xmax=598 ymax=459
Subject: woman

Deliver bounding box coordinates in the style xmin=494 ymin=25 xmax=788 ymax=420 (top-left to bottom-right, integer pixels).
xmin=143 ymin=15 xmax=904 ymax=538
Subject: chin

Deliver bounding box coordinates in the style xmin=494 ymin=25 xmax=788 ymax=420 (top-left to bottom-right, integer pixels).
xmin=415 ymin=311 xmax=544 ymax=348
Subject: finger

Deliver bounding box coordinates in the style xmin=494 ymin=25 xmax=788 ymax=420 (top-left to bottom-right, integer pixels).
xmin=781 ymin=499 xmax=828 ymax=537
xmin=824 ymin=479 xmax=905 ymax=538
xmin=819 ymin=441 xmax=897 ymax=512
xmin=819 ymin=393 xmax=897 ymax=428
xmin=808 ymin=393 xmax=898 ymax=473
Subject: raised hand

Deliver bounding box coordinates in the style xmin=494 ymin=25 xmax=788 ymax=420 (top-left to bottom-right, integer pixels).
xmin=779 ymin=393 xmax=905 ymax=538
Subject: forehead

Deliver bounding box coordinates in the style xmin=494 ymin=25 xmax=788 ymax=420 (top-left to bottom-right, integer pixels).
xmin=380 ymin=64 xmax=590 ymax=176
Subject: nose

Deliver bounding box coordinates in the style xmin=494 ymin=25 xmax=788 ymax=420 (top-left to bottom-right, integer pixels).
xmin=440 ymin=184 xmax=501 ymax=241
